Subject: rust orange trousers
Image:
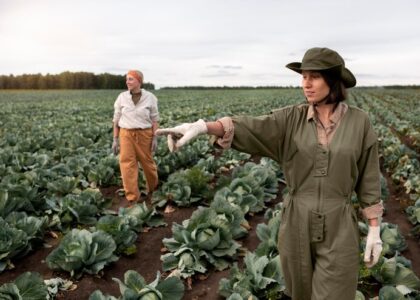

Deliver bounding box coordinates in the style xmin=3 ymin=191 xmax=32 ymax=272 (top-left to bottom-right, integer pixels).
xmin=119 ymin=128 xmax=158 ymax=202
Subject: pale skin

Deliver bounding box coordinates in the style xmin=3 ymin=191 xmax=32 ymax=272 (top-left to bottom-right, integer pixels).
xmin=205 ymin=70 xmax=379 ymax=227
xmin=113 ymin=74 xmax=159 ymax=145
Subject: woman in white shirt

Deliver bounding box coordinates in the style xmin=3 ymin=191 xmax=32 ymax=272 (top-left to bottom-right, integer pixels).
xmin=112 ymin=70 xmax=159 ymax=204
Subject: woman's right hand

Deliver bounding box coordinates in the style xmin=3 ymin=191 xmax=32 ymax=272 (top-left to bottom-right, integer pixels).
xmin=155 ymin=119 xmax=207 ymax=152
xmin=112 ymin=137 xmax=119 ymax=155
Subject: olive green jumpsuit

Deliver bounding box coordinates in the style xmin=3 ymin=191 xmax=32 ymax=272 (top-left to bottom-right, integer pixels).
xmin=231 ymin=104 xmax=380 ymax=300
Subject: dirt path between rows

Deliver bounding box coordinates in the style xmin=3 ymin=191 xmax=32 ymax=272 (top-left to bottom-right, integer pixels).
xmin=0 ymin=174 xmax=418 ymax=299
xmin=382 ymin=172 xmax=420 ymax=277
xmin=0 ymin=186 xmax=280 ymax=300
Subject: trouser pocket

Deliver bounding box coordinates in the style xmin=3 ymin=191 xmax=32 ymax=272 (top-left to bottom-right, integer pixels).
xmin=310 ymin=210 xmax=325 ymax=243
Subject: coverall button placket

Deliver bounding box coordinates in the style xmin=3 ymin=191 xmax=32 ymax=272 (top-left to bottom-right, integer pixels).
xmin=310 ymin=145 xmax=329 ymax=244
xmin=314 ymin=145 xmax=329 ymax=177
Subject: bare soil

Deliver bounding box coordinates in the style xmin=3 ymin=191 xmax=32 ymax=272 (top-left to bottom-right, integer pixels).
xmin=0 ymin=185 xmax=277 ymax=300
xmin=0 ymin=172 xmax=418 ymax=300
xmin=382 ymin=173 xmax=420 ymax=276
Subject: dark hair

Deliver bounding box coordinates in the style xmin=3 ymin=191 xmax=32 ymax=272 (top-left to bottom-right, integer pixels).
xmin=320 ymin=69 xmax=347 ymax=104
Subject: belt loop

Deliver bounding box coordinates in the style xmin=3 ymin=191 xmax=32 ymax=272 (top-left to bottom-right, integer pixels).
xmin=344 ymin=192 xmax=352 ymax=204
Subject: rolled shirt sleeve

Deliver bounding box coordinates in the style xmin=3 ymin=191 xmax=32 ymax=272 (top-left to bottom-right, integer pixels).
xmin=214 ymin=117 xmax=235 ymax=149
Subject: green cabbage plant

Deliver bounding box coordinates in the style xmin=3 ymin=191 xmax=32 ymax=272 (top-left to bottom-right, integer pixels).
xmin=0 ymin=189 xmax=26 ymax=218
xmin=219 ymin=253 xmax=285 ymax=300
xmin=405 ymin=199 xmax=420 ymax=225
xmin=161 ymin=207 xmax=241 ymax=278
xmin=0 ymin=218 xmax=29 ymax=272
xmin=213 ymin=186 xmax=257 ymax=215
xmin=157 ymin=171 xmax=197 ymax=207
xmin=372 ymin=255 xmax=420 ymax=290
xmin=255 ymin=210 xmax=282 ymax=258
xmin=118 ymin=202 xmax=166 ymax=230
xmin=380 ymin=222 xmax=408 ymax=255
xmin=0 ymin=272 xmax=48 ymax=299
xmin=90 ymin=270 xmax=184 ymax=300
xmin=46 ymin=229 xmax=118 ymax=278
xmin=5 ymin=211 xmax=48 ymax=251
xmin=210 ymin=196 xmax=249 ymax=240
xmin=95 ymin=215 xmax=138 ymax=256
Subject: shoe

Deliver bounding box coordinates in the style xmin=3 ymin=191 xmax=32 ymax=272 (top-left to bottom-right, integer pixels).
xmin=140 ymin=190 xmax=148 ymax=197
xmin=139 ymin=192 xmax=153 ymax=205
xmin=121 ymin=198 xmax=138 ymax=208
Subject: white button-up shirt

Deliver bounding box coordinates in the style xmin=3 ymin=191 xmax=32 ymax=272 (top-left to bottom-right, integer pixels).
xmin=113 ymin=89 xmax=159 ymax=129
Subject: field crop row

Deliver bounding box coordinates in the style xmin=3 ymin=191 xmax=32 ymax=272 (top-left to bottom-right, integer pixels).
xmin=0 ymin=89 xmax=419 ymax=299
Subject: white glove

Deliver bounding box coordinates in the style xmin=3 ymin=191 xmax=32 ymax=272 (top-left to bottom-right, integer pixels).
xmin=151 ymin=135 xmax=158 ymax=153
xmin=155 ymin=119 xmax=207 ymax=152
xmin=364 ymin=225 xmax=382 ymax=268
xmin=112 ymin=137 xmax=119 ymax=155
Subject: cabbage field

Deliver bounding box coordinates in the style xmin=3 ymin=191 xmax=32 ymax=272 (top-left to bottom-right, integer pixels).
xmin=0 ymin=88 xmax=419 ymax=299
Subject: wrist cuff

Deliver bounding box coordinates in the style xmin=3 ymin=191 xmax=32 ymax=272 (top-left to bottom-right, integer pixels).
xmin=214 ymin=117 xmax=234 ymax=149
xmin=362 ymin=201 xmax=384 ymax=220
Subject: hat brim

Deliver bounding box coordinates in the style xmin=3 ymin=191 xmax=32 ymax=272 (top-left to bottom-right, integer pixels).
xmin=286 ymin=62 xmax=356 ymax=88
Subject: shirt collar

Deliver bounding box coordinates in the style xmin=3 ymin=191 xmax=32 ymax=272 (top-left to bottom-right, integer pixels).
xmin=130 ymin=89 xmax=142 ymax=96
xmin=307 ymin=102 xmax=348 ymax=124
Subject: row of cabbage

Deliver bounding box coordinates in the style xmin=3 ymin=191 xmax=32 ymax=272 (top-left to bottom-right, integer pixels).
xmin=85 ymin=131 xmax=419 ymax=299
xmin=362 ymin=89 xmax=419 ymax=147
xmin=0 ymin=89 xmax=196 ymax=275
xmin=137 ymin=89 xmax=420 ymax=299
xmin=350 ymin=91 xmax=420 ymax=240
xmin=350 ymin=90 xmax=419 ymax=196
xmin=0 ymin=89 xmax=419 ymax=299
xmin=155 ymin=144 xmax=420 ymax=299
xmin=0 ymin=89 xmax=303 ymax=299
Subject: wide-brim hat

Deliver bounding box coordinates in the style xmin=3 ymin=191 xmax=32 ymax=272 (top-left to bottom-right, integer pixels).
xmin=286 ymin=47 xmax=356 ymax=88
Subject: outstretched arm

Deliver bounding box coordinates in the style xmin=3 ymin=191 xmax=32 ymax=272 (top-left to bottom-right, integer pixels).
xmin=156 ymin=119 xmax=207 ymax=152
xmin=205 ymin=121 xmax=224 ymax=137
xmin=156 ymin=119 xmax=226 ymax=152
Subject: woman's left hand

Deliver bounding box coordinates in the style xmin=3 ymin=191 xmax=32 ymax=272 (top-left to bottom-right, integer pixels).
xmin=151 ymin=136 xmax=158 ymax=153
xmin=364 ymin=225 xmax=383 ymax=268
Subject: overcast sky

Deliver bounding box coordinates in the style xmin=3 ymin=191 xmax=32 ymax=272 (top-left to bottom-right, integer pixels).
xmin=1 ymin=0 xmax=419 ymax=87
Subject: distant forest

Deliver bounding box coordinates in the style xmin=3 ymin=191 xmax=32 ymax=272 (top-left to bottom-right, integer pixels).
xmin=0 ymin=72 xmax=155 ymax=90
xmin=0 ymin=72 xmax=418 ymax=90
xmin=160 ymin=86 xmax=300 ymax=90
xmin=162 ymin=85 xmax=420 ymax=90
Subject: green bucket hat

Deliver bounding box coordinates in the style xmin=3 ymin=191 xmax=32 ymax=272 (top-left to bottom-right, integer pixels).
xmin=286 ymin=47 xmax=356 ymax=88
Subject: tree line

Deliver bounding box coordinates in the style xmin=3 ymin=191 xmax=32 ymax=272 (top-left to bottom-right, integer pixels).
xmin=0 ymin=72 xmax=155 ymax=90
xmin=160 ymin=85 xmax=300 ymax=90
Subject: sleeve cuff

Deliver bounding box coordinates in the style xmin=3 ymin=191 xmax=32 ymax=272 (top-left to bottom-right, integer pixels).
xmin=214 ymin=117 xmax=234 ymax=149
xmin=362 ymin=201 xmax=384 ymax=219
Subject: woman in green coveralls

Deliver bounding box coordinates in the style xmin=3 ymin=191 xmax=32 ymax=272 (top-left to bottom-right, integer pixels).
xmin=156 ymin=47 xmax=384 ymax=300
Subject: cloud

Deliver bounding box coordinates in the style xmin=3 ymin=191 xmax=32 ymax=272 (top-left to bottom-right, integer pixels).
xmin=201 ymin=70 xmax=239 ymax=78
xmin=1 ymin=0 xmax=420 ymax=86
xmin=207 ymin=65 xmax=243 ymax=70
